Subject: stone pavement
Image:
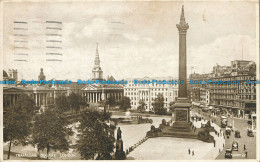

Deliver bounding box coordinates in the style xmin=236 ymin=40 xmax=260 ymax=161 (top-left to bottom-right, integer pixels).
xmin=192 ymin=120 xmax=225 ymax=159
xmin=127 ymin=118 xmax=225 ymax=160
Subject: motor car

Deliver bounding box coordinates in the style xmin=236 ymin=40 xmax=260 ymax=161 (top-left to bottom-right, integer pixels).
xmin=247 ymin=120 xmax=252 ymax=125
xmin=232 ymin=141 xmax=238 ymax=151
xmin=247 ymin=130 xmax=254 ymax=137
xmin=226 ymin=125 xmax=233 ymax=131
xmin=225 ymin=128 xmax=231 ymax=135
xmin=225 ymin=148 xmax=232 ymax=159
xmin=235 ymin=131 xmax=241 ymax=138
xmin=221 ymin=116 xmax=228 ymax=128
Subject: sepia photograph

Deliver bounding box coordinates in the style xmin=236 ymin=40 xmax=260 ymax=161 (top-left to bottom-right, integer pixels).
xmin=0 ymin=0 xmax=259 ymax=161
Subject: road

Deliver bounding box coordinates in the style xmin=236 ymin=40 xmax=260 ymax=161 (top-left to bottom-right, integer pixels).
xmin=192 ymin=108 xmax=256 ymax=159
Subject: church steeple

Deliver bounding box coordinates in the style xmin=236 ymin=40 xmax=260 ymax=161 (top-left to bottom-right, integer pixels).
xmin=95 ymin=43 xmax=100 ymax=64
xmin=92 ymin=43 xmax=103 ymax=81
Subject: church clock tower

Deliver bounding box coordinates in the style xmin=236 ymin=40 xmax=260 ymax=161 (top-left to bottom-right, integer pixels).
xmin=92 ymin=43 xmax=104 ymax=81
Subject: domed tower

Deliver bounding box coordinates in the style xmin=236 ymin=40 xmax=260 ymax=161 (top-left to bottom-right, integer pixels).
xmin=38 ymin=68 xmax=46 ymax=82
xmin=92 ymin=43 xmax=104 ymax=81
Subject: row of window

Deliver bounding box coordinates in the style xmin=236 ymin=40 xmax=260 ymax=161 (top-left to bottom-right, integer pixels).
xmin=126 ymin=83 xmax=178 ymax=87
xmin=129 ymin=96 xmax=169 ymax=102
xmin=130 ymin=102 xmax=168 ymax=107
xmin=125 ymin=92 xmax=176 ymax=96
xmin=124 ymin=88 xmax=175 ymax=91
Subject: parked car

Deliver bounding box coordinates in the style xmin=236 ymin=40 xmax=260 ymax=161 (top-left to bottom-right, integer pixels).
xmin=247 ymin=120 xmax=252 ymax=125
xmin=225 ymin=128 xmax=231 ymax=135
xmin=247 ymin=130 xmax=254 ymax=137
xmin=232 ymin=141 xmax=238 ymax=151
xmin=225 ymin=148 xmax=232 ymax=159
xmin=235 ymin=131 xmax=241 ymax=138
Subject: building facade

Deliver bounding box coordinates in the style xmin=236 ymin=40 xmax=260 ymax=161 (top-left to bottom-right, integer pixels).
xmin=124 ymin=77 xmax=178 ymax=112
xmin=188 ymin=60 xmax=256 ymax=119
xmin=3 ymin=68 xmax=68 ymax=110
xmin=82 ymin=84 xmax=124 ymax=104
xmin=210 ymin=73 xmax=256 ymax=118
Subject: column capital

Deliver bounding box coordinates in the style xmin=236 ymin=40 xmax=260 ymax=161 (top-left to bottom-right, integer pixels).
xmin=176 ymin=5 xmax=189 ymax=34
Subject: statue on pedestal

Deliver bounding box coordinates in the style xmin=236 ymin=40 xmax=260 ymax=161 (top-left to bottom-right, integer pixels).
xmin=115 ymin=127 xmax=126 ymax=160
xmin=117 ymin=127 xmax=122 ymax=140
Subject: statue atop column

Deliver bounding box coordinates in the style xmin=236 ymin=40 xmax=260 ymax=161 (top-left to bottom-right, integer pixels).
xmin=117 ymin=127 xmax=122 ymax=140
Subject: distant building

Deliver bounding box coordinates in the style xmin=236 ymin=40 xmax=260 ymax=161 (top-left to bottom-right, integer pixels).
xmin=82 ymin=44 xmax=123 ymax=105
xmin=210 ymin=61 xmax=256 ymax=118
xmin=8 ymin=69 xmax=18 ymax=82
xmin=82 ymin=84 xmax=124 ymax=104
xmin=189 ymin=60 xmax=256 ymax=119
xmin=188 ymin=73 xmax=210 ymax=107
xmin=4 ymin=69 xmax=67 ymax=109
xmin=124 ymin=77 xmax=178 ymax=112
xmin=3 ymin=70 xmax=9 ymax=81
xmin=211 ymin=64 xmax=231 ymax=77
xmin=3 ymin=86 xmax=67 ymax=109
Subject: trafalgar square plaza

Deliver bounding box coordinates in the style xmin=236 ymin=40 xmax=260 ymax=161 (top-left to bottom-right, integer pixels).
xmin=1 ymin=1 xmax=258 ymax=161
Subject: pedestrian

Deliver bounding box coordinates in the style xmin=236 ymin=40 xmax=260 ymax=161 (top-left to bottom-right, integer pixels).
xmin=214 ymin=140 xmax=216 ymax=147
xmin=245 ymin=151 xmax=248 ymax=158
xmin=192 ymin=150 xmax=194 ymax=156
xmin=244 ymin=144 xmax=246 ymax=151
xmin=188 ymin=148 xmax=190 ymax=154
xmin=219 ymin=149 xmax=221 ymax=153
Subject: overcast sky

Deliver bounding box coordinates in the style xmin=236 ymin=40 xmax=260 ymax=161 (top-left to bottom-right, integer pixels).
xmin=3 ymin=1 xmax=257 ymax=81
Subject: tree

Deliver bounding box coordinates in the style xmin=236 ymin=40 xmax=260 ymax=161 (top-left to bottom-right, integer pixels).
xmin=55 ymin=93 xmax=70 ymax=112
xmin=31 ymin=109 xmax=73 ymax=160
xmin=15 ymin=93 xmax=36 ymax=115
xmin=169 ymin=101 xmax=175 ymax=112
xmin=68 ymin=93 xmax=82 ymax=114
xmin=152 ymin=93 xmax=166 ymax=115
xmin=77 ymin=111 xmax=115 ymax=160
xmin=137 ymin=100 xmax=146 ymax=113
xmin=4 ymin=94 xmax=35 ymax=159
xmin=119 ymin=97 xmax=131 ymax=111
xmin=106 ymin=96 xmax=116 ymax=108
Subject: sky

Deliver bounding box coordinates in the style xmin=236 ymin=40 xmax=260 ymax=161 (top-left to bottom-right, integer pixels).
xmin=2 ymin=1 xmax=257 ymax=81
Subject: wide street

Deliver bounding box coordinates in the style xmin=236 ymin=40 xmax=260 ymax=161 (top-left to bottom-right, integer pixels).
xmin=192 ymin=107 xmax=256 ymax=159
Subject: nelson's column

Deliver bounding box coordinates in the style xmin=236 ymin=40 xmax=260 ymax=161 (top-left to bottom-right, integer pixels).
xmin=173 ymin=5 xmax=191 ymax=124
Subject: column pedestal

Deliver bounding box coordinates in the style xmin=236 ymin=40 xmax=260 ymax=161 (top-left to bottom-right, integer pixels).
xmin=173 ymin=97 xmax=191 ymax=123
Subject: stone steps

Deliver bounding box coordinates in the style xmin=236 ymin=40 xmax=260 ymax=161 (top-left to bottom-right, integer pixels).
xmin=168 ymin=128 xmax=192 ymax=132
xmin=162 ymin=132 xmax=198 ymax=139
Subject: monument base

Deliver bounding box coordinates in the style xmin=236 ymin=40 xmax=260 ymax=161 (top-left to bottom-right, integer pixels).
xmin=146 ymin=97 xmax=215 ymax=143
xmin=173 ymin=97 xmax=191 ymax=123
xmin=115 ymin=140 xmax=126 ymax=160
